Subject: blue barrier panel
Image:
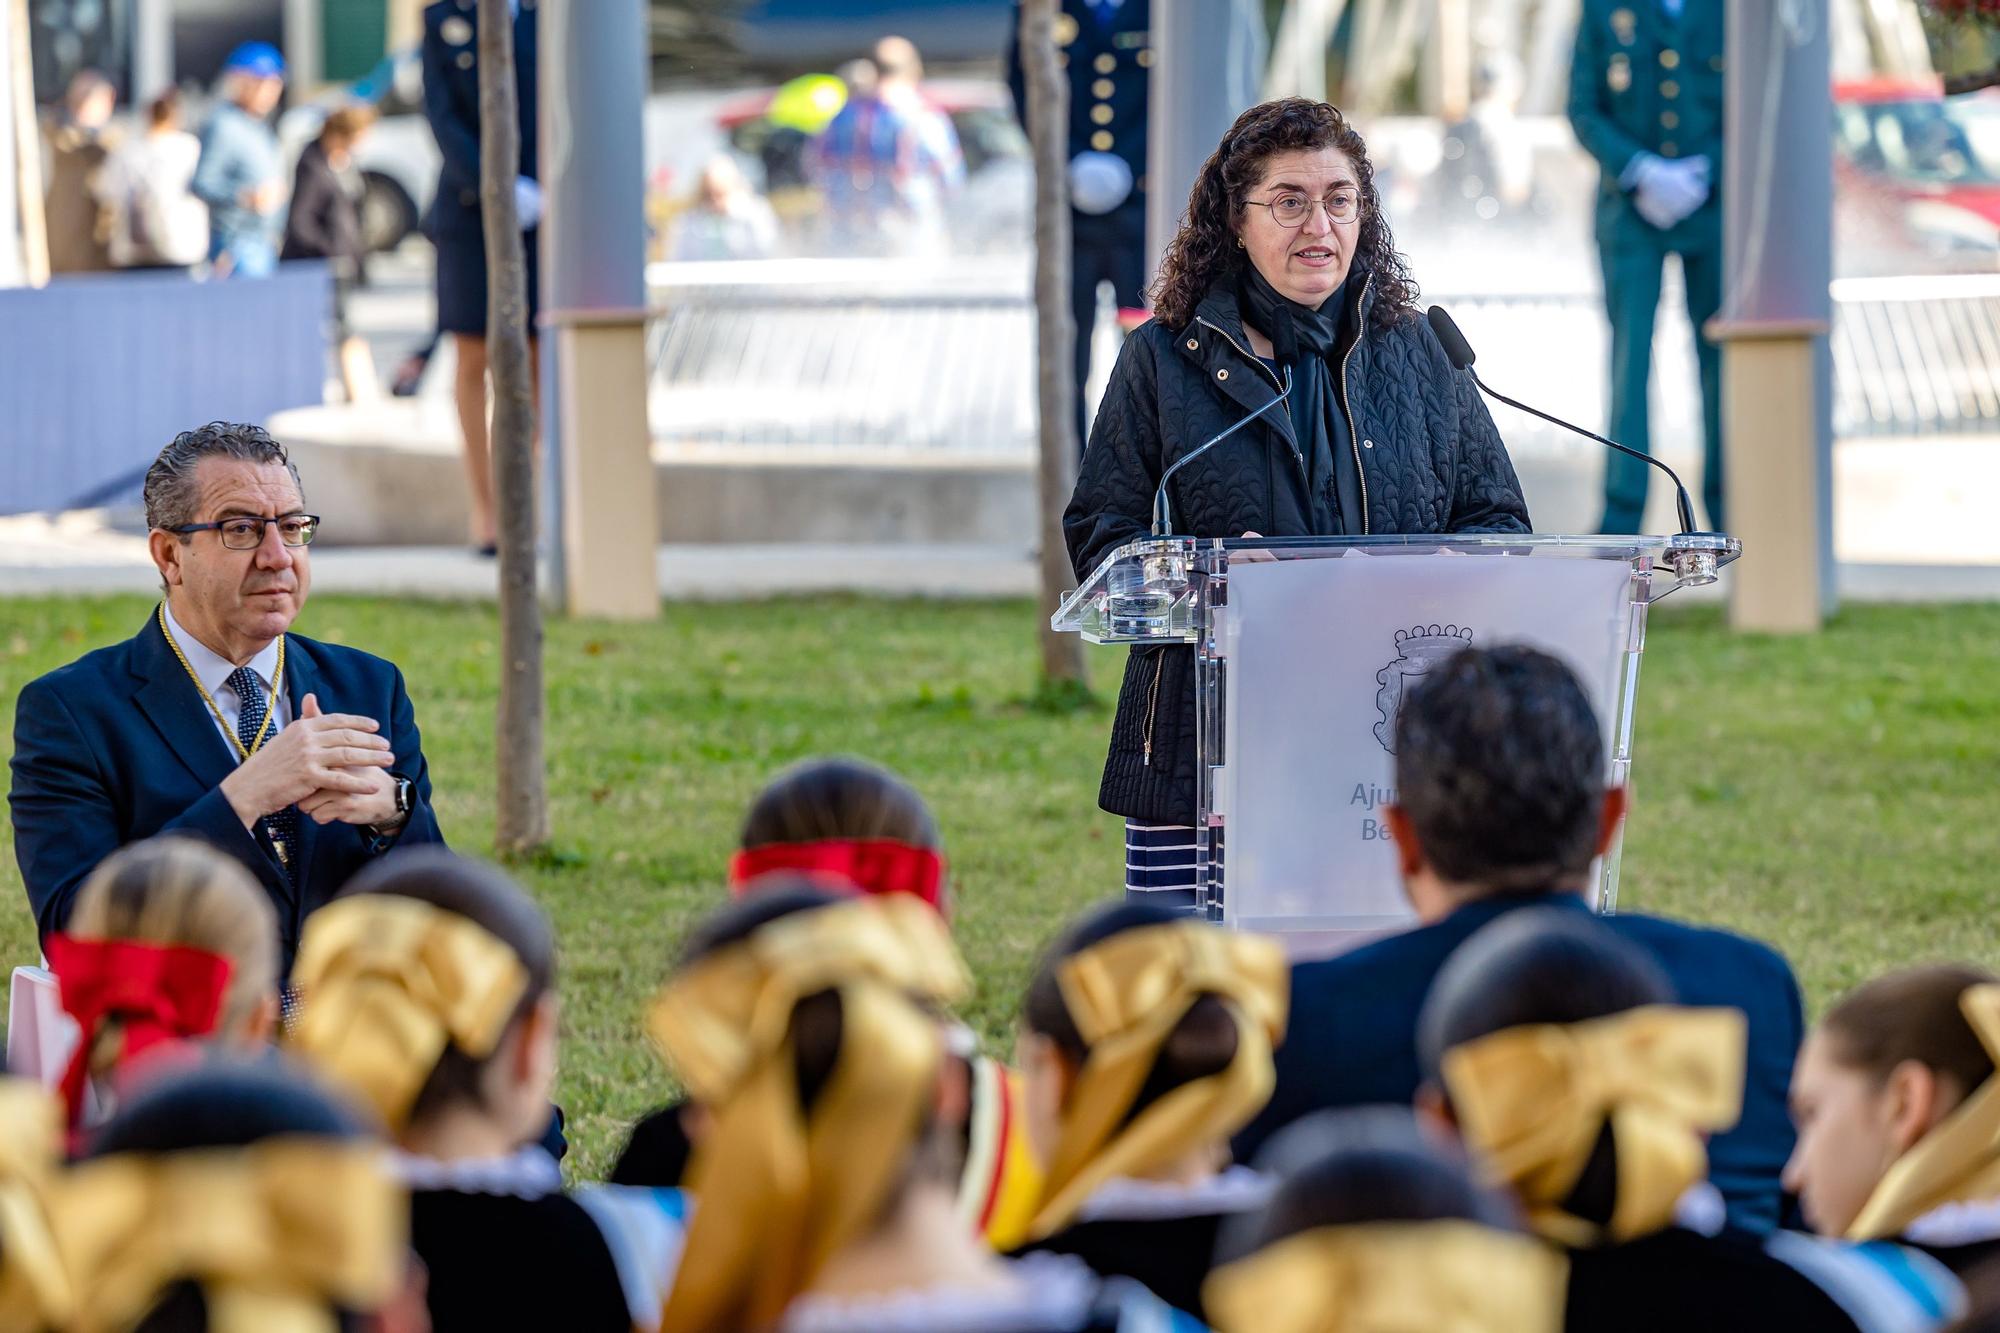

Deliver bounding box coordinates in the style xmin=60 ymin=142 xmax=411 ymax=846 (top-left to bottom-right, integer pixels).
xmin=0 ymin=263 xmax=328 ymax=515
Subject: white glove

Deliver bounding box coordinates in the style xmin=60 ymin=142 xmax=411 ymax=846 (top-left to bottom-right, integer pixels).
xmin=1663 ymin=154 xmax=1711 ymax=219
xmin=1629 ymin=153 xmax=1709 ymax=230
xmin=513 ymin=176 xmax=544 ymax=230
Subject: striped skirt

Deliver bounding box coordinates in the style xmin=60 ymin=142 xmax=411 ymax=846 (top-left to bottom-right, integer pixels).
xmin=1124 ymin=821 xmax=1209 ymax=915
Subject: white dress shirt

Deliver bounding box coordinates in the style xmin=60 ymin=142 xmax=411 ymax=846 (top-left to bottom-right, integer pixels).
xmin=161 ymin=601 xmax=291 ymax=759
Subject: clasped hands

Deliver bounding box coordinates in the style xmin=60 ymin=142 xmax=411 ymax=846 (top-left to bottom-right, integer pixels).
xmin=220 ymin=693 xmax=404 ymax=831
xmin=1629 ymin=152 xmax=1710 ymax=231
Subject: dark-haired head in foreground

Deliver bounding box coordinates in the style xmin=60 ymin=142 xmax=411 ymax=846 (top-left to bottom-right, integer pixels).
xmin=1204 ymin=1108 xmax=1561 ymax=1333
xmin=1415 ymin=911 xmax=1969 ymax=1329
xmin=294 ymin=845 xmax=558 ymax=1152
xmin=1386 ymin=644 xmax=1624 ymax=922
xmin=653 ymin=885 xmax=979 ymax=1331
xmin=1011 ymin=899 xmax=1289 ymax=1320
xmin=732 ymin=756 xmax=949 ymax=914
xmin=75 ymin=1057 xmax=411 ymax=1333
xmin=1415 ymin=908 xmax=1710 ymax=1245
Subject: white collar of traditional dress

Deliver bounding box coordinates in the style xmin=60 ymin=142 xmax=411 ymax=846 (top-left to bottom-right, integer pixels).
xmin=388 ymin=1146 xmax=562 ymax=1198
xmin=162 ymin=600 xmax=281 ymax=700
xmin=1902 ymin=1196 xmax=2000 ymax=1248
xmin=1071 ymin=1164 xmax=1272 ymax=1223
xmin=779 ymin=1252 xmax=1110 ymax=1333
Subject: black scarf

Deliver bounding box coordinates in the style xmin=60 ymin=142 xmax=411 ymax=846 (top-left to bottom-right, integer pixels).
xmin=1236 ymin=264 xmax=1359 ymax=535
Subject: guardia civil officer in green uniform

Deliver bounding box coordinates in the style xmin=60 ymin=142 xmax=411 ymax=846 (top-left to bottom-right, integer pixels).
xmin=1568 ymin=0 xmax=1726 ymax=535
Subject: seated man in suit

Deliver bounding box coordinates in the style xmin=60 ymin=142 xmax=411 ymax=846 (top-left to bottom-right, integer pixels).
xmin=9 ymin=422 xmax=444 ymax=971
xmin=1234 ymin=644 xmax=1803 ymax=1234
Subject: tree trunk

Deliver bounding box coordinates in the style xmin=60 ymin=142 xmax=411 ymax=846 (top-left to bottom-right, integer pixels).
xmin=1023 ymin=0 xmax=1089 ymax=692
xmin=478 ymin=0 xmax=549 ymax=854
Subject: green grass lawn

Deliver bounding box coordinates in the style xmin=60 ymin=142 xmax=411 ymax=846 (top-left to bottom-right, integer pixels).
xmin=2 ymin=594 xmax=1997 ymax=1176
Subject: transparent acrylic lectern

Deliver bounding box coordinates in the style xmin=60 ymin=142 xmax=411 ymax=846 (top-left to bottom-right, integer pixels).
xmin=1052 ymin=533 xmax=1739 ymax=937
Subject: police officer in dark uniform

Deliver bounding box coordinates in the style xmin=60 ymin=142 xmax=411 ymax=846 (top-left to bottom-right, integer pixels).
xmin=1568 ymin=0 xmax=1725 ymax=535
xmin=1008 ymin=0 xmax=1152 ymax=448
xmin=421 ymin=0 xmax=539 ymax=554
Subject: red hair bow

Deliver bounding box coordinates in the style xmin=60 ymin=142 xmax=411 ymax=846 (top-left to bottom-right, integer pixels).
xmin=45 ymin=933 xmax=233 ymax=1128
xmin=728 ymin=839 xmax=947 ymax=914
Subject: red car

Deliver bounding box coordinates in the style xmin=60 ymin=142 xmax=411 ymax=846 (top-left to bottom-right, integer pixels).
xmin=1835 ymin=78 xmax=2000 ymax=275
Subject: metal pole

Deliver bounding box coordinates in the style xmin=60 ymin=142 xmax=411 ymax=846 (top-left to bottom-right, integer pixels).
xmin=1146 ymin=0 xmax=1267 ymax=283
xmin=540 ymin=0 xmax=657 ymax=619
xmin=132 ymin=0 xmax=174 ymax=104
xmin=282 ymin=0 xmax=321 ymax=96
xmin=1712 ymin=0 xmax=1833 ymax=630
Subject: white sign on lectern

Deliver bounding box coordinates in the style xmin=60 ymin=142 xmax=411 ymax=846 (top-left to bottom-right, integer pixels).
xmin=1053 ymin=533 xmax=1739 ymax=937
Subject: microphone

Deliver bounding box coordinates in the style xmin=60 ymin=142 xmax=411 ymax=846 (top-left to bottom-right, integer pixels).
xmin=1151 ymin=366 xmax=1294 ymax=536
xmin=1426 ymin=305 xmax=1699 ymax=537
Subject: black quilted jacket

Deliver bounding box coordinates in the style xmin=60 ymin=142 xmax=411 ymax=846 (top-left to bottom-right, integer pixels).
xmin=1062 ymin=270 xmax=1532 ymax=826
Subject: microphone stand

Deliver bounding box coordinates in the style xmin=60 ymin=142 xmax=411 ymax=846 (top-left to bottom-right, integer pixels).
xmin=1467 ymin=369 xmax=1698 ymax=537
xmin=1152 ymin=366 xmax=1294 ymax=536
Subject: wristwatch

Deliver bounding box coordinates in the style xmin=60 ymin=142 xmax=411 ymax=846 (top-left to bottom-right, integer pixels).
xmin=367 ymin=775 xmax=414 ymax=840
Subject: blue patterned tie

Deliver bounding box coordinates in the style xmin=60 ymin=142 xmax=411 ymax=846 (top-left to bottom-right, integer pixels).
xmin=226 ymin=666 xmax=298 ymax=875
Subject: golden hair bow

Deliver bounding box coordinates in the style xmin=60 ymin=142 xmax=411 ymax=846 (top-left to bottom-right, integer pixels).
xmin=652 ymin=896 xmax=970 ymax=1333
xmin=0 ymin=1081 xmax=72 ymax=1330
xmin=649 ymin=893 xmax=969 ymax=1101
xmin=1204 ymin=1220 xmax=1568 ymax=1333
xmin=47 ymin=1137 xmax=406 ymax=1333
xmin=288 ymin=895 xmax=530 ymax=1132
xmin=1442 ymin=1006 xmax=1745 ymax=1247
xmin=1028 ymin=921 xmax=1289 ymax=1240
xmin=1850 ymin=983 xmax=2000 ymax=1240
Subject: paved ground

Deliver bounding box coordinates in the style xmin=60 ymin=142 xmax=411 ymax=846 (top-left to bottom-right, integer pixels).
xmin=0 ymin=513 xmax=1039 ymax=600
xmin=7 ymin=506 xmax=2000 ymax=605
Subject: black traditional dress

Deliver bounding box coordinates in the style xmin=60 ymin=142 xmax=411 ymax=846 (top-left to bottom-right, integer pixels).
xmin=397 ymin=1148 xmax=688 ymax=1332
xmin=1012 ymin=1167 xmax=1271 ymax=1322
xmin=1562 ymin=1188 xmax=1964 ymax=1332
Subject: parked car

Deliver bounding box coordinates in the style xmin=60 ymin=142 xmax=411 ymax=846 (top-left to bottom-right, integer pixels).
xmin=1834 ymin=78 xmax=2000 ymax=275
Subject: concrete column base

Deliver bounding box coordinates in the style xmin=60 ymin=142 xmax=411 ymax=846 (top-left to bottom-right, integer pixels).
xmin=557 ymin=319 xmax=660 ymax=619
xmin=1718 ymin=327 xmax=1830 ymax=633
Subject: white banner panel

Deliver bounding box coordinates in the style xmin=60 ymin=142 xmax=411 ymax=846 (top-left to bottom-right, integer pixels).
xmin=1219 ymin=551 xmax=1633 ymax=931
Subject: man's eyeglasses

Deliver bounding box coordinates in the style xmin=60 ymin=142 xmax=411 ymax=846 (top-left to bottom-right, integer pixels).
xmin=1246 ymin=190 xmax=1363 ymax=228
xmin=168 ymin=514 xmax=321 ymax=550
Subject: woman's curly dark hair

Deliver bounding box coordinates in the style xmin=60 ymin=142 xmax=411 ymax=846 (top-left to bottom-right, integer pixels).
xmin=1150 ymin=98 xmax=1419 ymax=334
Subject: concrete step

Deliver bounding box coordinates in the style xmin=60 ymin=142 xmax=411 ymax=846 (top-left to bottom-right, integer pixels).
xmin=269 ymin=402 xmax=1037 ymax=548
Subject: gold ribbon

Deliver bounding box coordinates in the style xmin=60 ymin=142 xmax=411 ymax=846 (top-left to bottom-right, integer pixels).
xmin=288 ymin=895 xmax=530 ymax=1132
xmin=0 ymin=1081 xmax=72 ymax=1330
xmin=1850 ymin=984 xmax=2000 ymax=1240
xmin=1027 ymin=921 xmax=1289 ymax=1240
xmin=1442 ymin=1006 xmax=1745 ymax=1246
xmin=650 ymin=896 xmax=970 ymax=1333
xmin=1204 ymin=1220 xmax=1568 ymax=1333
xmin=47 ymin=1138 xmax=406 ymax=1333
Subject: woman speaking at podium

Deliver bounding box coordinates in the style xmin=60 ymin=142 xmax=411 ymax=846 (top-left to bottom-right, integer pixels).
xmin=1063 ymin=97 xmax=1531 ymax=914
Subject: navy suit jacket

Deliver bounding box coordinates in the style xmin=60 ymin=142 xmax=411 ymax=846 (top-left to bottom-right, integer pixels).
xmin=1006 ymin=0 xmax=1151 ymax=204
xmin=9 ymin=612 xmax=445 ymax=968
xmin=421 ymin=0 xmax=537 ymax=243
xmin=1234 ymin=892 xmax=1804 ymax=1234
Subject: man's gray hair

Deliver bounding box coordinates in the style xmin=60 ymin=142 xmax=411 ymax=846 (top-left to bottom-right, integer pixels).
xmin=143 ymin=422 xmax=305 ymax=533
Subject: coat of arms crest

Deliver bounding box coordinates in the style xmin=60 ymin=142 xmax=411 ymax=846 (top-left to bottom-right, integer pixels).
xmin=1373 ymin=624 xmax=1475 ymax=753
